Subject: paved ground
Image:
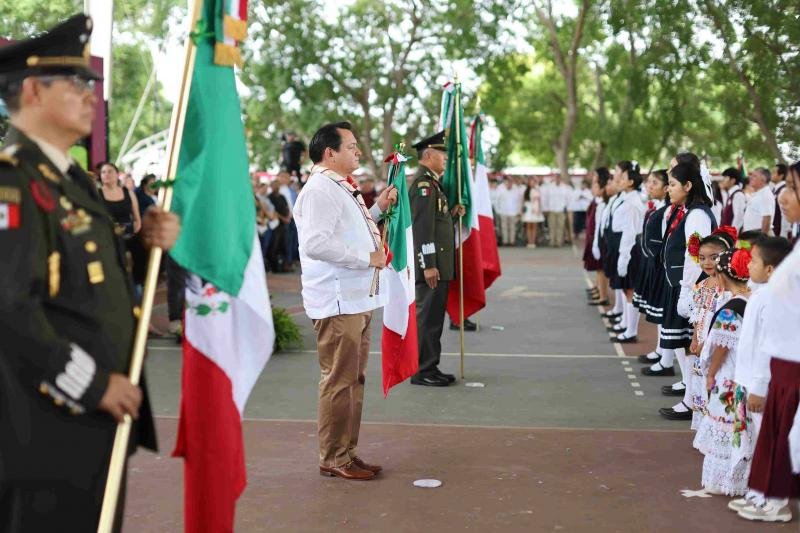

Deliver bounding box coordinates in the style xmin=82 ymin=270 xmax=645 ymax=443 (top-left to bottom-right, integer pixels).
xmin=126 ymin=245 xmax=795 ymax=532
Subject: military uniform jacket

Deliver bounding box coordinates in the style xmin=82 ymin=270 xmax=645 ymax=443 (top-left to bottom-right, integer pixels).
xmin=0 ymin=128 xmax=156 ymax=486
xmin=409 ymin=165 xmax=455 ymax=282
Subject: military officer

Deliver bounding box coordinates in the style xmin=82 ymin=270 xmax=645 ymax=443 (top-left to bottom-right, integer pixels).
xmin=0 ymin=15 xmax=180 ymax=531
xmin=409 ymin=131 xmax=463 ymax=387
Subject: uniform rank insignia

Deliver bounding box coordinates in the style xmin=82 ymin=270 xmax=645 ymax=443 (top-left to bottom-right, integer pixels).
xmin=61 ymin=208 xmax=92 ymax=235
xmin=87 ymin=260 xmax=104 ymax=284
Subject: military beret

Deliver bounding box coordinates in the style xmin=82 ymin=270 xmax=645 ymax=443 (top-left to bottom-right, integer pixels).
xmin=412 ymin=130 xmax=446 ymax=153
xmin=0 ymin=14 xmax=101 ymax=87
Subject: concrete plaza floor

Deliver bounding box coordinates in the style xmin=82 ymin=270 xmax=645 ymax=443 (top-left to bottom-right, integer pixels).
xmin=125 ymin=246 xmax=794 ymax=532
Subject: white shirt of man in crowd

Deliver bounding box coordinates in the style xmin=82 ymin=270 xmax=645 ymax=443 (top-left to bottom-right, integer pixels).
xmin=568 ymin=182 xmax=593 ymax=212
xmin=720 ymin=172 xmax=746 ymax=230
xmin=742 ymin=168 xmax=775 ymax=233
xmin=541 ymin=176 xmax=573 ymax=213
xmin=494 ymin=179 xmax=525 ymax=216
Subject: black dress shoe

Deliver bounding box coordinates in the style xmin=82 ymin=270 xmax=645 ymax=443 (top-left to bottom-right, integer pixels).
xmin=601 ymin=311 xmax=622 ymax=319
xmin=450 ymin=319 xmax=477 ymax=331
xmin=607 ymin=325 xmax=626 ymax=333
xmin=641 ymin=365 xmax=676 ymax=377
xmin=637 ymin=353 xmax=661 ymax=364
xmin=658 ymin=407 xmax=692 ymax=420
xmin=435 ymin=370 xmax=456 ymax=384
xmin=410 ymin=375 xmax=450 ymax=387
xmin=613 ymin=335 xmax=638 ymax=344
xmin=588 ymin=299 xmax=609 ymax=306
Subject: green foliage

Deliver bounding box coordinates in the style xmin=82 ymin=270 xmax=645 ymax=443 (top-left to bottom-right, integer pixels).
xmin=272 ymin=306 xmax=302 ymax=352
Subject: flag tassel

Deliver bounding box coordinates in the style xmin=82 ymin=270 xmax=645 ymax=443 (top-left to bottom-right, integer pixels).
xmin=96 ymin=1 xmax=202 ymax=530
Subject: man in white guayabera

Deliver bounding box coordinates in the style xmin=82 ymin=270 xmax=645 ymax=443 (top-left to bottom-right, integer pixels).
xmin=294 ymin=121 xmax=398 ymax=481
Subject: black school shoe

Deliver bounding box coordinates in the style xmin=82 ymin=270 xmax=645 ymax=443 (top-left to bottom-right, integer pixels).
xmin=637 ymin=353 xmax=661 ymax=364
xmin=612 ymin=335 xmax=638 ymax=344
xmin=607 ymin=325 xmax=626 ymax=333
xmin=601 ymin=311 xmax=622 ymax=320
xmin=658 ymin=405 xmax=692 ymax=420
xmin=588 ymin=299 xmax=609 ymax=306
xmin=661 ymin=383 xmax=685 ymax=394
xmin=641 ymin=364 xmax=675 ymax=377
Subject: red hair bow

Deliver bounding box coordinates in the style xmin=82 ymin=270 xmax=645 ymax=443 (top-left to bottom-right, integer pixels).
xmin=730 ymin=248 xmax=751 ymax=279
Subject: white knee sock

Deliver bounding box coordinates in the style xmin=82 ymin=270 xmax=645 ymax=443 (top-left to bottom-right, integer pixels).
xmin=674 ymin=347 xmax=687 ymax=380
xmin=659 ymin=348 xmax=675 ymax=368
xmin=624 ymin=302 xmax=639 ymax=337
xmin=612 ymin=290 xmax=624 ymax=314
xmin=617 ymin=299 xmax=628 ymax=330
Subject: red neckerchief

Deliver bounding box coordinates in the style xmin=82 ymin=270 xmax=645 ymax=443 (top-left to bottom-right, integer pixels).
xmin=345 ymin=175 xmax=358 ymax=189
xmin=666 ymin=204 xmax=686 ymax=236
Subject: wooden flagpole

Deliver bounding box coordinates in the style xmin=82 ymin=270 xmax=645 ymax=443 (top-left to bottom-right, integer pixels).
xmin=454 ymin=80 xmax=465 ymax=379
xmin=96 ymin=0 xmax=202 ymax=530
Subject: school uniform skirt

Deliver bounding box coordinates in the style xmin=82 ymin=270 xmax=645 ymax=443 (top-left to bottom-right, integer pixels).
xmin=643 ymin=260 xmax=667 ymax=324
xmin=601 ymin=236 xmax=615 ymax=279
xmin=609 ymin=243 xmax=641 ymax=291
xmin=748 ymin=358 xmax=800 ymax=499
xmin=632 ymin=251 xmax=651 ymax=310
xmin=659 ymin=284 xmax=693 ymax=348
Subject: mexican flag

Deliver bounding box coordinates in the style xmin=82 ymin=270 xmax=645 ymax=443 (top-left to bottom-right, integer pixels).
xmin=469 ymin=114 xmax=501 ymax=289
xmin=381 ymin=151 xmax=418 ymax=395
xmin=170 ymin=2 xmax=274 ymax=532
xmin=440 ymin=82 xmax=486 ymax=323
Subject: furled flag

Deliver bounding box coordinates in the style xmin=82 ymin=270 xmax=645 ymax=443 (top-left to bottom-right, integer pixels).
xmin=440 ymin=82 xmax=486 ymax=323
xmin=469 ymin=114 xmax=501 ymax=289
xmin=381 ymin=150 xmax=418 ymax=395
xmin=170 ymin=2 xmax=274 ymax=532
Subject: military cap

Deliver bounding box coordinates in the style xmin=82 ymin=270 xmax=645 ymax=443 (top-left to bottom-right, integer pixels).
xmin=412 ymin=130 xmax=446 ymax=153
xmin=0 ymin=14 xmax=101 ymax=87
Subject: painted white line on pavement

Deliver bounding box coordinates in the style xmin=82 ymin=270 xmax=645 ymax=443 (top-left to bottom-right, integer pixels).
xmin=148 ymin=346 xmax=623 ymax=359
xmin=627 ymin=374 xmax=636 ymax=379
xmin=634 ymin=391 xmax=644 ymax=396
xmin=631 ymin=382 xmax=641 ymax=388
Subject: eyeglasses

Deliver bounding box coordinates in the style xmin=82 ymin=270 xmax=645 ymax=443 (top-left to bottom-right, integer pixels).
xmin=37 ymin=75 xmax=96 ymax=93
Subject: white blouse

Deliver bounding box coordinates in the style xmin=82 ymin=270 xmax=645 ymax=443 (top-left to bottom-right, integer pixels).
xmin=734 ymin=285 xmax=770 ymax=396
xmin=612 ymin=190 xmax=646 ymax=277
xmin=759 ymin=244 xmax=800 ymax=363
xmin=591 ymin=199 xmax=606 ymax=260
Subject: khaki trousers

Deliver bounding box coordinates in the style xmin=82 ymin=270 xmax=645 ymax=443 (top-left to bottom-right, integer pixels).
xmin=547 ymin=211 xmax=566 ymax=246
xmin=313 ymin=311 xmax=372 ymax=467
xmin=499 ymin=214 xmax=518 ymax=245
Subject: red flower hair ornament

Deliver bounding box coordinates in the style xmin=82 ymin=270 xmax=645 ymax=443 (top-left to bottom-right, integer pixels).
xmin=712 ymin=225 xmax=738 ymax=243
xmin=687 ymin=232 xmax=702 ymax=263
xmin=730 ymin=248 xmax=751 ymax=280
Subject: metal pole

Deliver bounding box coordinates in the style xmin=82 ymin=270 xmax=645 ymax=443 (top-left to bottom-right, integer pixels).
xmin=96 ymin=1 xmax=202 ymax=530
xmin=454 ymin=81 xmax=465 ymax=379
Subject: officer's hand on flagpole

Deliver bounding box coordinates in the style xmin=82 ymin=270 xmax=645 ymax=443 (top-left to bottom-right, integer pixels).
xmin=370 ymin=248 xmax=387 ymax=269
xmin=141 ymin=208 xmax=182 ymax=250
xmin=377 ymin=185 xmax=398 ymax=211
xmin=99 ymin=374 xmax=143 ymax=422
xmin=451 ymin=204 xmax=465 ymax=217
xmin=424 ymin=267 xmax=440 ymax=289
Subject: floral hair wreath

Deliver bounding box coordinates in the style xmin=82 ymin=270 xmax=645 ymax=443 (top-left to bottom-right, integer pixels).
xmin=715 ymin=246 xmax=751 ymax=282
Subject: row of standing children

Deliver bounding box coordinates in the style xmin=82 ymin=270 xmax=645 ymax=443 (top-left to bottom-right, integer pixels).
xmin=583 ymin=155 xmax=800 ymax=522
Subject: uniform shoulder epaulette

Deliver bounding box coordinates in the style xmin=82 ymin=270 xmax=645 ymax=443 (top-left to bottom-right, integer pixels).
xmin=0 ymin=144 xmax=20 ymax=166
xmin=417 ymin=181 xmax=430 ymax=188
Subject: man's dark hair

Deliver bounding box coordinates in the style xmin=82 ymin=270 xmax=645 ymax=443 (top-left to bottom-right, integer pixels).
xmin=721 ymin=167 xmax=742 ymax=185
xmin=775 ymin=163 xmax=787 ymax=180
xmin=308 ymin=121 xmax=353 ymax=163
xmin=753 ymin=235 xmax=792 ymax=268
xmin=140 ymin=174 xmax=156 ymax=187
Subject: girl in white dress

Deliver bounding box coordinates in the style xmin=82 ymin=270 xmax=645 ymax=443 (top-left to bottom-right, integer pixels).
xmin=693 ymin=247 xmax=752 ymax=495
xmin=522 ymin=178 xmax=545 ymax=247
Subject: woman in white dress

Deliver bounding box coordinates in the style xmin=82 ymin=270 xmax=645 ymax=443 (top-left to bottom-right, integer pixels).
xmin=522 ymin=177 xmax=545 ymax=248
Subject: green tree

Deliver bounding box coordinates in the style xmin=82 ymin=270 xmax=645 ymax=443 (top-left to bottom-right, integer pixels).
xmin=242 ymin=0 xmax=514 ymax=174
